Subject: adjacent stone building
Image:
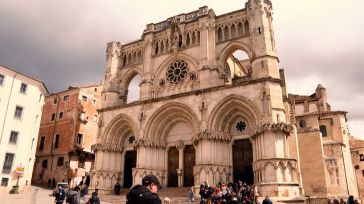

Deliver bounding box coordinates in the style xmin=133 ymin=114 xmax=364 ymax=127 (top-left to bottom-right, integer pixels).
xmin=32 ymin=84 xmax=102 ymax=188
xmin=289 ymin=85 xmax=359 ymax=201
xmin=0 ymin=65 xmax=48 ymax=194
xmin=350 ymin=136 xmax=364 ymax=200
xmin=89 ymin=0 xmax=359 ymax=202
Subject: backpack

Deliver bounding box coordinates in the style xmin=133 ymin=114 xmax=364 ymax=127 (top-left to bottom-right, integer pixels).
xmin=66 ymin=191 xmax=77 ymax=204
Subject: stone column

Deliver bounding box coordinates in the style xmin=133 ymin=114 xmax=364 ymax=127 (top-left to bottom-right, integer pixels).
xmin=176 ymin=140 xmax=185 ymax=187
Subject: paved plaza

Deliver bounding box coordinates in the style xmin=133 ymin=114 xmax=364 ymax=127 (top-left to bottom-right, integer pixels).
xmin=1 ymin=185 xmax=191 ymax=204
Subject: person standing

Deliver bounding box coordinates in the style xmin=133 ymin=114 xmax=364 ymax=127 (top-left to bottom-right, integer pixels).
xmin=114 ymin=181 xmax=121 ymax=195
xmin=262 ymin=196 xmax=273 ymax=204
xmin=126 ymin=174 xmax=162 ymax=204
xmin=55 ymin=185 xmax=66 ymax=204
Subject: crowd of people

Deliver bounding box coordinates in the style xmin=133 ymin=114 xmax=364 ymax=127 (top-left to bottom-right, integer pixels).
xmin=54 ymin=182 xmax=100 ymax=204
xmin=197 ymin=181 xmax=260 ymax=204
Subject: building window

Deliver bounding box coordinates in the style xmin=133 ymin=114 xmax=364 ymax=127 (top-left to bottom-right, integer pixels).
xmin=93 ymin=115 xmax=98 ymax=122
xmin=54 ymin=134 xmax=60 ymax=148
xmin=57 ymin=157 xmax=64 ymax=166
xmin=92 ymin=99 xmax=96 ymax=105
xmin=320 ymin=125 xmax=327 ymax=137
xmin=39 ymin=136 xmax=45 ymax=151
xmin=9 ymin=131 xmax=18 ymax=144
xmin=360 ymin=154 xmax=364 ymax=161
xmin=235 ymin=121 xmax=247 ymax=132
xmin=2 ymin=153 xmax=15 ymax=174
xmin=14 ymin=106 xmax=23 ymax=119
xmin=51 ymin=113 xmax=56 ymax=121
xmin=299 ymin=119 xmax=306 ymax=128
xmin=82 ymin=96 xmax=87 ymax=101
xmin=31 ymin=138 xmax=35 ymax=150
xmin=78 ymin=157 xmax=85 ymax=168
xmin=53 ymin=98 xmax=58 ymax=104
xmin=166 ymin=60 xmax=189 ymax=84
xmin=362 ymin=170 xmax=364 ymax=177
xmin=77 ymin=134 xmax=83 ymax=145
xmin=0 ymin=74 xmax=4 ymax=86
xmin=59 ymin=112 xmax=63 ymax=119
xmin=20 ymin=83 xmax=27 ymax=93
xmin=42 ymin=160 xmax=48 ymax=169
xmin=63 ymin=95 xmax=69 ymax=101
xmin=1 ymin=177 xmax=9 ymax=186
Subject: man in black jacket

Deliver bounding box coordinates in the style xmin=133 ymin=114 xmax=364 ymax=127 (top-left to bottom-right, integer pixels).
xmin=126 ymin=174 xmax=162 ymax=204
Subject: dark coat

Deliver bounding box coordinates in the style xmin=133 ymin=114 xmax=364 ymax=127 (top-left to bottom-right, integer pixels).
xmin=126 ymin=185 xmax=162 ymax=204
xmin=263 ymin=197 xmax=273 ymax=204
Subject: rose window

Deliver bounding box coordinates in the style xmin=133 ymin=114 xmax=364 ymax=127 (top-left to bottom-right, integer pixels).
xmin=236 ymin=121 xmax=247 ymax=132
xmin=166 ymin=60 xmax=188 ymax=84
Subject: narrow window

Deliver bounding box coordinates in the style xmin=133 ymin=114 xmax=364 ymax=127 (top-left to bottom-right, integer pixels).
xmin=59 ymin=112 xmax=63 ymax=119
xmin=39 ymin=94 xmax=42 ymax=102
xmin=78 ymin=157 xmax=85 ymax=168
xmin=2 ymin=153 xmax=15 ymax=174
xmin=14 ymin=106 xmax=23 ymax=119
xmin=92 ymin=99 xmax=96 ymax=105
xmin=77 ymin=134 xmax=83 ymax=145
xmin=9 ymin=131 xmax=18 ymax=144
xmin=0 ymin=74 xmax=4 ymax=86
xmin=20 ymin=83 xmax=27 ymax=93
xmin=63 ymin=95 xmax=69 ymax=101
xmin=57 ymin=157 xmax=64 ymax=166
xmin=360 ymin=154 xmax=364 ymax=161
xmin=54 ymin=134 xmax=60 ymax=148
xmin=53 ymin=98 xmax=58 ymax=104
xmin=31 ymin=138 xmax=35 ymax=150
xmin=51 ymin=113 xmax=56 ymax=121
xmin=320 ymin=125 xmax=328 ymax=137
xmin=39 ymin=136 xmax=45 ymax=150
xmin=82 ymin=96 xmax=87 ymax=101
xmin=362 ymin=170 xmax=364 ymax=177
xmin=258 ymin=27 xmax=261 ymax=34
xmin=1 ymin=177 xmax=9 ymax=186
xmin=42 ymin=160 xmax=48 ymax=169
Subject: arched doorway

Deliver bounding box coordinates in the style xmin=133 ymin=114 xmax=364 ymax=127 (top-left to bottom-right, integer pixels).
xmin=232 ymin=139 xmax=254 ymax=184
xmin=123 ymin=150 xmax=137 ymax=188
xmin=183 ymin=145 xmax=195 ymax=187
xmin=168 ymin=147 xmax=179 ymax=187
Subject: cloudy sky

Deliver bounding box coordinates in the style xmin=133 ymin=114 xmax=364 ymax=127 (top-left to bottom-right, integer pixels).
xmin=0 ymin=0 xmax=363 ymax=138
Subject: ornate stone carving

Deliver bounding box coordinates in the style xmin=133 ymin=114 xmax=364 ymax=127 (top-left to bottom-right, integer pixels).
xmin=250 ymin=122 xmax=293 ymax=139
xmin=133 ymin=137 xmax=166 ymax=149
xmin=175 ymin=140 xmax=184 ymax=150
xmin=91 ymin=143 xmax=124 ymax=152
xmin=193 ymin=130 xmax=231 ymax=144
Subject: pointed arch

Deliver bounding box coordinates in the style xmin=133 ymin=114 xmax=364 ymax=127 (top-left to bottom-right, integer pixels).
xmin=102 ymin=113 xmax=138 ymax=146
xmin=207 ymin=94 xmax=260 ymax=133
xmin=144 ymin=102 xmax=199 ymax=146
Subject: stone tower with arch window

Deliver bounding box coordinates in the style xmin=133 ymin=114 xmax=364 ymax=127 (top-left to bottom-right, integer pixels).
xmin=92 ymin=0 xmax=305 ymax=201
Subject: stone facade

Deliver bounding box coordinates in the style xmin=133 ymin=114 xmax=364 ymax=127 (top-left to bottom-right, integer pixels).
xmin=0 ymin=65 xmax=48 ymax=194
xmin=289 ymin=85 xmax=359 ymax=200
xmin=92 ymin=0 xmax=305 ymax=202
xmin=350 ymin=136 xmax=364 ymax=201
xmin=32 ymin=84 xmax=102 ymax=188
xmin=91 ymin=0 xmax=360 ymax=202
